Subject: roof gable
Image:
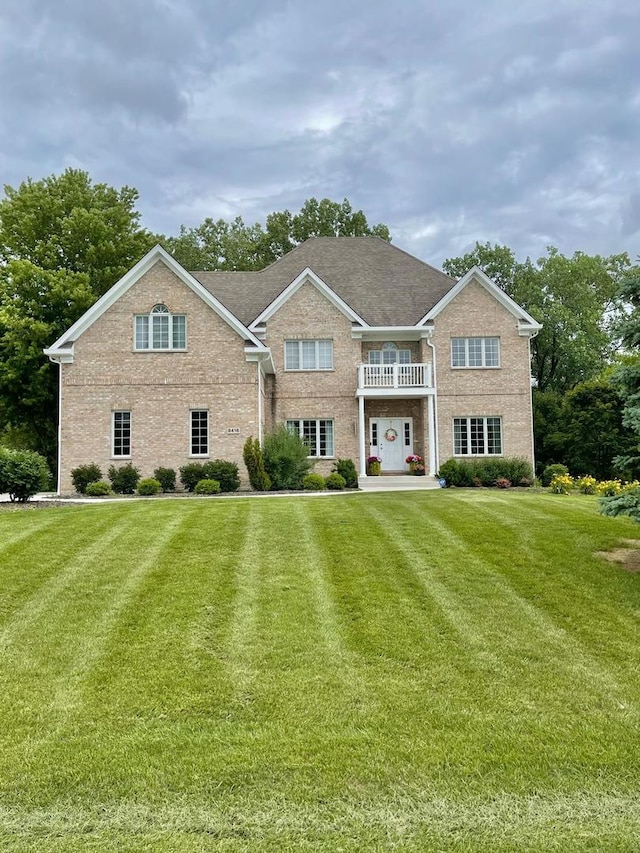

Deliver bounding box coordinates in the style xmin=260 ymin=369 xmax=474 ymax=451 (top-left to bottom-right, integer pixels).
xmin=419 ymin=266 xmax=542 ymax=333
xmin=45 ymin=245 xmax=266 ymax=359
xmin=249 ymin=267 xmax=367 ymax=328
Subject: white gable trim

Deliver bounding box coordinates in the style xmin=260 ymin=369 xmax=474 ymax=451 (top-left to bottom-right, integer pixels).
xmin=249 ymin=267 xmax=368 ymax=329
xmin=44 ymin=245 xmax=266 ymax=361
xmin=418 ymin=266 xmax=542 ymax=331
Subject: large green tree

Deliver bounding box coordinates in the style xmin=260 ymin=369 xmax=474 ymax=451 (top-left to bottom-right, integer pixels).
xmin=0 ymin=169 xmax=157 ymax=469
xmin=166 ymin=197 xmax=390 ymax=270
xmin=443 ymin=243 xmax=630 ymax=393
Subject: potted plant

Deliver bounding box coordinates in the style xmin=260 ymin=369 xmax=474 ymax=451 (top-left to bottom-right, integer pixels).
xmin=367 ymin=455 xmax=382 ymax=476
xmin=406 ymin=454 xmax=425 ymax=475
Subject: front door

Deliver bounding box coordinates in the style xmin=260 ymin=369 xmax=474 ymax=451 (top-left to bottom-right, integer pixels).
xmin=370 ymin=418 xmax=413 ymax=472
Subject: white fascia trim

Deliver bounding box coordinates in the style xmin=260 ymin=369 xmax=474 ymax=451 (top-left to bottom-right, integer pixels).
xmin=244 ymin=346 xmax=275 ymax=374
xmin=44 ymin=245 xmax=267 ymax=359
xmin=352 ymin=326 xmax=434 ymax=341
xmin=43 ymin=346 xmax=74 ymax=364
xmin=418 ymin=266 xmax=543 ymax=330
xmin=249 ymin=267 xmax=368 ymax=329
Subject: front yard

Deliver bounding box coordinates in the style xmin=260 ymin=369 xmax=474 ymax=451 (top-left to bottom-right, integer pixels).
xmin=0 ymin=491 xmax=638 ymax=851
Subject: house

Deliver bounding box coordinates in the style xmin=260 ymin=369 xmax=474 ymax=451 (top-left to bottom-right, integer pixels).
xmin=44 ymin=237 xmax=541 ymax=492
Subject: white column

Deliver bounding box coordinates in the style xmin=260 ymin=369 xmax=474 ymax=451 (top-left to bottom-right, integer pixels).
xmin=427 ymin=394 xmax=436 ymax=476
xmin=358 ymin=395 xmax=367 ymax=477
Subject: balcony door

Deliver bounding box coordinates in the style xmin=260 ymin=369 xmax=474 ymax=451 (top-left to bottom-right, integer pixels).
xmin=370 ymin=418 xmax=413 ymax=472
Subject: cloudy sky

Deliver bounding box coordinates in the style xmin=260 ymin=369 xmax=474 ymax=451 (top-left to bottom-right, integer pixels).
xmin=0 ymin=0 xmax=638 ymax=267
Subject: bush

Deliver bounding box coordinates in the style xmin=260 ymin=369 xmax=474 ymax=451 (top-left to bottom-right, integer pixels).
xmin=332 ymin=458 xmax=358 ymax=488
xmin=575 ymin=475 xmax=597 ymax=495
xmin=195 ymin=478 xmax=221 ymax=494
xmin=303 ymin=473 xmax=326 ymax=491
xmin=180 ymin=462 xmax=205 ymax=492
xmin=600 ymin=486 xmax=640 ymax=522
xmin=325 ymin=472 xmax=346 ymax=491
xmin=203 ymin=460 xmax=239 ymax=493
xmin=108 ymin=463 xmax=141 ymax=494
xmin=596 ymin=479 xmax=622 ymax=497
xmin=541 ymin=463 xmax=569 ymax=487
xmin=71 ymin=463 xmax=102 ymax=494
xmin=85 ymin=480 xmax=112 ymax=497
xmin=437 ymin=457 xmax=534 ymax=488
xmin=137 ymin=478 xmax=162 ymax=496
xmin=243 ymin=437 xmax=271 ymax=491
xmin=495 ymin=478 xmax=511 ymax=489
xmin=549 ymin=474 xmax=573 ymax=494
xmin=0 ymin=448 xmax=50 ymax=502
xmin=153 ymin=467 xmax=176 ymax=492
xmin=262 ymin=425 xmax=313 ymax=490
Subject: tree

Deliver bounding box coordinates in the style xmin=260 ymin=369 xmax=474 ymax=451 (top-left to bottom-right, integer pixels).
xmin=166 ymin=197 xmax=390 ymax=271
xmin=0 ymin=169 xmax=156 ymax=468
xmin=443 ymin=243 xmax=630 ymax=393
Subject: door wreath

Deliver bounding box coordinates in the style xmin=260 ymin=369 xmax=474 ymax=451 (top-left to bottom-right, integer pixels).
xmin=384 ymin=427 xmax=398 ymax=442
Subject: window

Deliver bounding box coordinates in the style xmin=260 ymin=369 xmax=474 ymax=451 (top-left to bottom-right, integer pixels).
xmin=191 ymin=410 xmax=209 ymax=456
xmin=134 ymin=304 xmax=186 ymax=350
xmin=368 ymin=342 xmax=411 ymax=365
xmin=454 ymin=417 xmax=502 ymax=455
xmin=286 ymin=419 xmax=335 ymax=457
xmin=284 ymin=340 xmax=333 ymax=371
xmin=451 ymin=337 xmax=500 ymax=368
xmin=113 ymin=410 xmax=131 ymax=456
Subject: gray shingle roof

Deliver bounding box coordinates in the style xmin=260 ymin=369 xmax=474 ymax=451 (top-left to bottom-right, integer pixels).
xmin=191 ymin=237 xmax=456 ymax=327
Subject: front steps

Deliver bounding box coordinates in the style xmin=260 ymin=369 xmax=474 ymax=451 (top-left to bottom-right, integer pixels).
xmin=358 ymin=474 xmax=442 ymax=491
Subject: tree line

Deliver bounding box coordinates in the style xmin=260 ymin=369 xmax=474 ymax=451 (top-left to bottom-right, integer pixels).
xmin=0 ymin=167 xmax=638 ymax=479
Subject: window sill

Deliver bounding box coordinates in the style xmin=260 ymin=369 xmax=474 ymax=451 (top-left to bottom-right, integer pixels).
xmin=111 ymin=455 xmax=132 ymax=460
xmin=283 ymin=368 xmax=335 ymax=373
xmin=188 ymin=454 xmax=210 ymax=459
xmin=132 ymin=348 xmax=188 ymax=353
xmin=451 ymin=365 xmax=501 ymax=370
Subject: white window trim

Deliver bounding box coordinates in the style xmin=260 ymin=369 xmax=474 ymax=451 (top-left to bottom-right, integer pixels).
xmin=133 ymin=306 xmax=187 ymax=352
xmin=189 ymin=409 xmax=209 ymax=457
xmin=453 ymin=416 xmax=502 ymax=457
xmin=284 ymin=339 xmax=333 ymax=371
xmin=451 ymin=337 xmax=500 ymax=369
xmin=112 ymin=410 xmax=131 ymax=458
xmin=286 ymin=418 xmax=335 ymax=458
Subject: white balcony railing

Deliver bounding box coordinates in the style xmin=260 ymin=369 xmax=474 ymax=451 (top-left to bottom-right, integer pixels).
xmin=357 ymin=362 xmax=432 ymax=389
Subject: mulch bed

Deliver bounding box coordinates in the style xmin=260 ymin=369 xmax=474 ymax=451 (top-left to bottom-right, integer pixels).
xmin=596 ymin=540 xmax=640 ymax=573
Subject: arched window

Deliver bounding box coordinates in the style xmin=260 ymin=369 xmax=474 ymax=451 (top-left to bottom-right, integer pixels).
xmin=368 ymin=342 xmax=411 ymax=365
xmin=134 ymin=304 xmax=186 ymax=350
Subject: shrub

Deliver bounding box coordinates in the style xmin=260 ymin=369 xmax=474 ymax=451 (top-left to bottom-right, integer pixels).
xmin=0 ymin=448 xmax=50 ymax=502
xmin=262 ymin=425 xmax=313 ymax=490
xmin=85 ymin=480 xmax=112 ymax=497
xmin=495 ymin=478 xmax=511 ymax=489
xmin=153 ymin=467 xmax=176 ymax=492
xmin=596 ymin=479 xmax=622 ymax=497
xmin=243 ymin=437 xmax=271 ymax=491
xmin=437 ymin=457 xmax=534 ymax=488
xmin=600 ymin=486 xmax=640 ymax=522
xmin=108 ymin=463 xmax=141 ymax=494
xmin=203 ymin=460 xmax=240 ymax=493
xmin=71 ymin=463 xmax=102 ymax=494
xmin=549 ymin=474 xmax=573 ymax=494
xmin=180 ymin=462 xmax=205 ymax=492
xmin=332 ymin=459 xmax=358 ymax=488
xmin=137 ymin=478 xmax=162 ymax=496
xmin=303 ymin=473 xmax=326 ymax=491
xmin=195 ymin=478 xmax=221 ymax=494
xmin=325 ymin=472 xmax=346 ymax=491
xmin=575 ymin=475 xmax=597 ymax=495
xmin=541 ymin=463 xmax=569 ymax=487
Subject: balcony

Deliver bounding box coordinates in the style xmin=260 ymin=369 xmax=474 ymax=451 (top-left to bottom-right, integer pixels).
xmin=356 ymin=362 xmax=433 ymax=397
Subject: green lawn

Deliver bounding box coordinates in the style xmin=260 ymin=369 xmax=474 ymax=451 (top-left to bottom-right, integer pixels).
xmin=0 ymin=491 xmax=639 ymax=851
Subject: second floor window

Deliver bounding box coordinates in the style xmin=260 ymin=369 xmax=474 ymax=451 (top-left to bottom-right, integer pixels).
xmin=135 ymin=304 xmax=186 ymax=351
xmin=284 ymin=340 xmax=333 ymax=371
xmin=368 ymin=342 xmax=411 ymax=364
xmin=451 ymin=337 xmax=499 ymax=368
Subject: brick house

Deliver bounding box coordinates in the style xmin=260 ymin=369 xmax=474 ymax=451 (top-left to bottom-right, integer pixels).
xmin=44 ymin=237 xmax=541 ymax=492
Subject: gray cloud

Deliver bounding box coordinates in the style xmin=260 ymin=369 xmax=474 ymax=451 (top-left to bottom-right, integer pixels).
xmin=0 ymin=0 xmax=638 ymax=266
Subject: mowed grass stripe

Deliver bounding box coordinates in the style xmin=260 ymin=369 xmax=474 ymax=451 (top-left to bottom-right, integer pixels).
xmin=394 ymin=497 xmax=630 ymax=705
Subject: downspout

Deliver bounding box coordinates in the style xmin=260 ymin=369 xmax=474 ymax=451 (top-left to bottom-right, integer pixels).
xmin=257 ymin=360 xmax=264 ymax=444
xmin=56 ymin=359 xmax=62 ymax=495
xmin=426 ymin=335 xmax=439 ymax=475
xmin=527 ymin=330 xmax=540 ymax=474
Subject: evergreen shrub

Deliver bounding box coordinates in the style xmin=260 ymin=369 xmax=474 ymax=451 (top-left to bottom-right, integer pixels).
xmin=85 ymin=480 xmax=112 ymax=497
xmin=541 ymin=463 xmax=569 ymax=487
xmin=153 ymin=467 xmax=176 ymax=492
xmin=195 ymin=478 xmax=221 ymax=494
xmin=325 ymin=472 xmax=346 ymax=490
xmin=108 ymin=463 xmax=141 ymax=494
xmin=137 ymin=478 xmax=162 ymax=496
xmin=0 ymin=448 xmax=50 ymax=502
xmin=243 ymin=437 xmax=271 ymax=491
xmin=262 ymin=426 xmax=313 ymax=490
xmin=71 ymin=463 xmax=102 ymax=494
xmin=332 ymin=458 xmax=358 ymax=488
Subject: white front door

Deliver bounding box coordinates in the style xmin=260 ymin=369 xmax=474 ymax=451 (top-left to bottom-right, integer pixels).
xmin=370 ymin=418 xmax=413 ymax=472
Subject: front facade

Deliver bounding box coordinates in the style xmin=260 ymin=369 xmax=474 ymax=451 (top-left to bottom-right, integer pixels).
xmin=45 ymin=238 xmax=541 ymax=492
